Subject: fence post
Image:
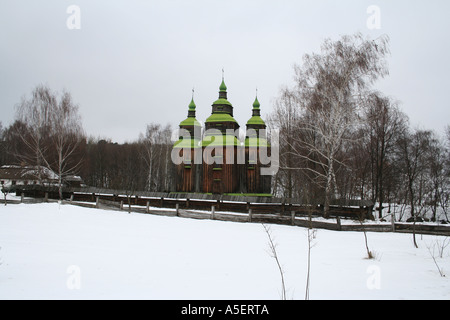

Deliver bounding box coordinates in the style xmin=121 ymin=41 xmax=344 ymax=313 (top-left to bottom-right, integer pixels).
xmin=70 ymin=194 xmax=74 ymax=202
xmin=146 ymin=201 xmax=150 ymax=213
xmin=248 ymin=208 xmax=252 ymax=222
xmin=176 ymin=203 xmax=179 ymax=216
xmin=96 ymin=196 xmax=99 ymax=208
xmin=391 ymin=211 xmax=395 ymax=232
xmin=21 ymin=193 xmax=24 ymax=203
xmin=44 ymin=192 xmax=48 ymax=202
xmin=291 ymin=210 xmax=295 ymax=226
xmin=336 ymin=216 xmax=342 ymax=231
xmin=120 ymin=200 xmax=123 ymax=211
xmin=211 ymin=205 xmax=215 ymax=220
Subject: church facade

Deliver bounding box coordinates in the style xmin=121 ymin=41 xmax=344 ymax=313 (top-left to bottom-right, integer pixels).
xmin=173 ymin=76 xmax=271 ymax=195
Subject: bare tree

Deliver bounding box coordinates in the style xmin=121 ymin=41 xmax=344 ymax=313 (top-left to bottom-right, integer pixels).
xmin=262 ymin=224 xmax=286 ymax=300
xmin=0 ymin=122 xmax=4 ymax=166
xmin=305 ymin=224 xmax=316 ymax=300
xmin=396 ymin=129 xmax=432 ymax=247
xmin=267 ymin=88 xmax=301 ymax=198
xmin=362 ymin=92 xmax=408 ymax=219
xmin=160 ymin=124 xmax=173 ymax=192
xmin=139 ymin=123 xmax=173 ymax=192
xmin=428 ymin=136 xmax=447 ymax=222
xmin=426 ymin=237 xmax=448 ymax=277
xmin=50 ymin=90 xmax=85 ymax=200
xmin=358 ymin=213 xmax=374 ymax=259
xmin=272 ymin=33 xmax=390 ymax=217
xmin=440 ymin=125 xmax=450 ymax=222
xmin=15 ymin=85 xmax=84 ymax=199
xmin=139 ymin=123 xmax=161 ymax=192
xmin=121 ymin=143 xmax=140 ymax=213
xmin=15 ymin=85 xmax=55 ymax=183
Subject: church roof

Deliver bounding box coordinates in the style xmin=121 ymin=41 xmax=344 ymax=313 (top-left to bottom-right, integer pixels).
xmin=174 ymin=75 xmax=270 ymax=149
xmin=246 ymin=96 xmax=266 ymax=126
xmin=246 ymin=115 xmax=266 ymax=125
xmin=205 ymin=112 xmax=238 ymax=124
xmin=211 ymin=98 xmax=232 ymax=106
xmin=179 ymin=117 xmax=201 ymax=127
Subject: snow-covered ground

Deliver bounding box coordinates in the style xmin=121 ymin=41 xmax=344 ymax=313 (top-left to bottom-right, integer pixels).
xmin=0 ymin=202 xmax=449 ymax=300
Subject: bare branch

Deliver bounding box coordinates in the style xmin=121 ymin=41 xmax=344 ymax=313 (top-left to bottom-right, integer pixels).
xmin=262 ymin=224 xmax=286 ymax=300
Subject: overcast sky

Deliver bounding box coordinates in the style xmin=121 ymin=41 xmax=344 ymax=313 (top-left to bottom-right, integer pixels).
xmin=1 ymin=0 xmax=449 ymax=143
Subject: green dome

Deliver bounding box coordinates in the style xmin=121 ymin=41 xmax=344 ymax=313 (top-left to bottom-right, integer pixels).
xmin=219 ymin=79 xmax=227 ymax=92
xmin=253 ymin=96 xmax=260 ymax=109
xmin=188 ymin=97 xmax=196 ymax=111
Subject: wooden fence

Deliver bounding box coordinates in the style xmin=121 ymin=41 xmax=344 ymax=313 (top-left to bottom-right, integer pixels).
xmin=8 ymin=185 xmax=450 ymax=236
xmin=12 ymin=185 xmax=374 ymax=218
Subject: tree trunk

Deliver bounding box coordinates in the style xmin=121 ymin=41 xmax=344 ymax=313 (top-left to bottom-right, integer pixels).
xmin=324 ymin=161 xmax=334 ymax=219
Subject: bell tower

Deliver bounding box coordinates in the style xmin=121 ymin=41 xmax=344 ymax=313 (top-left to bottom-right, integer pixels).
xmin=202 ymin=75 xmax=240 ymax=194
xmin=173 ymin=91 xmax=202 ymax=192
xmin=244 ymin=94 xmax=271 ymax=194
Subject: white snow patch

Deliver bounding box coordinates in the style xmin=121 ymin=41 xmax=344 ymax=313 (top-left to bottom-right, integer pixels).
xmin=0 ymin=203 xmax=449 ymax=300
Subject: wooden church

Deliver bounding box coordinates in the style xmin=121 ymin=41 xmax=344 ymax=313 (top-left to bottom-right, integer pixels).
xmin=173 ymin=76 xmax=271 ymax=195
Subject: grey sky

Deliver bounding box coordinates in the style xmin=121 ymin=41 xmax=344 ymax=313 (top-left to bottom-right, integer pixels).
xmin=1 ymin=0 xmax=449 ymax=143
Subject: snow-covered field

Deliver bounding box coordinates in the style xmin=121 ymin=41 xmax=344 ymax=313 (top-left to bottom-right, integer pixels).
xmin=0 ymin=202 xmax=449 ymax=300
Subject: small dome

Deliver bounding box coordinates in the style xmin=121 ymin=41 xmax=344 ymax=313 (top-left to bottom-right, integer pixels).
xmin=246 ymin=95 xmax=265 ymax=126
xmin=188 ymin=97 xmax=196 ymax=111
xmin=252 ymin=96 xmax=260 ymax=109
xmin=219 ymin=79 xmax=227 ymax=92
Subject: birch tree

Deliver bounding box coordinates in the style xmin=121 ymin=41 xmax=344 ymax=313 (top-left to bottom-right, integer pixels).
xmin=15 ymin=85 xmax=84 ymax=198
xmin=273 ymin=33 xmax=390 ymax=217
xmin=50 ymin=90 xmax=85 ymax=199
xmin=16 ymin=85 xmax=55 ymax=183
xmin=139 ymin=123 xmax=173 ymax=192
xmin=139 ymin=124 xmax=161 ymax=192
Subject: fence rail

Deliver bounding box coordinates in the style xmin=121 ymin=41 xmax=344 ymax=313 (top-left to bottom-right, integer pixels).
xmin=11 ymin=185 xmax=374 ymax=217
xmin=7 ymin=185 xmax=450 ymax=236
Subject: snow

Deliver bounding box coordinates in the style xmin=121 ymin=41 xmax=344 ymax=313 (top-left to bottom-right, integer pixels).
xmin=0 ymin=202 xmax=449 ymax=300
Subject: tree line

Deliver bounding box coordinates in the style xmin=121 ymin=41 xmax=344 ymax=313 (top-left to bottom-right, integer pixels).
xmin=267 ymin=33 xmax=450 ymax=222
xmin=0 ymin=85 xmax=174 ymax=195
xmin=80 ymin=123 xmax=173 ymax=192
xmin=0 ymin=33 xmax=449 ymax=222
